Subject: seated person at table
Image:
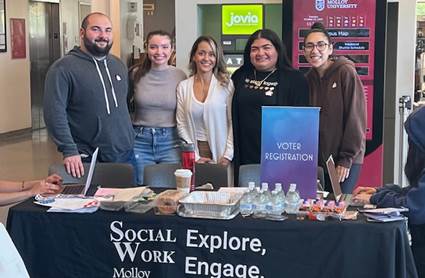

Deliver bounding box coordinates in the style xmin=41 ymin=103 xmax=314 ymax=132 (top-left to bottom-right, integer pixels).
xmin=0 ymin=174 xmax=62 ymax=206
xmin=353 ymin=106 xmax=425 ymax=278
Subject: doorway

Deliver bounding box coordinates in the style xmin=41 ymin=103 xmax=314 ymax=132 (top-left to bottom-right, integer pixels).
xmin=29 ymin=1 xmax=61 ymax=130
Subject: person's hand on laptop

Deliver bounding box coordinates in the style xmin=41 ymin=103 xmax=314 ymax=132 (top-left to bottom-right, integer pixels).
xmin=352 ymin=186 xmax=376 ymax=205
xmin=30 ymin=174 xmax=63 ymax=196
xmin=352 ymin=192 xmax=372 ymax=205
xmin=64 ymin=155 xmax=85 ymax=178
xmin=336 ymin=165 xmax=350 ymax=183
xmin=45 ymin=174 xmax=63 ymax=186
xmin=353 ymin=186 xmax=376 ymax=196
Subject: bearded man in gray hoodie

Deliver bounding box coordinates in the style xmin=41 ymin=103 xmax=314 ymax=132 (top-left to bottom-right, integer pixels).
xmin=44 ymin=12 xmax=134 ymax=178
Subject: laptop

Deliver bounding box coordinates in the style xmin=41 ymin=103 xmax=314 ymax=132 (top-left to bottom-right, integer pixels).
xmin=61 ymin=147 xmax=99 ymax=196
xmin=326 ymin=155 xmax=353 ymax=204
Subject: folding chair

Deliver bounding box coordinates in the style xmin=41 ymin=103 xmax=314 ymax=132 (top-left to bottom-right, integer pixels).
xmin=48 ymin=163 xmax=134 ymax=187
xmin=143 ymin=163 xmax=181 ymax=188
xmin=195 ymin=163 xmax=229 ymax=188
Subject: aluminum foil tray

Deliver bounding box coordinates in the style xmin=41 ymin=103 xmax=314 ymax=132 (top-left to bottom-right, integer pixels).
xmin=178 ymin=191 xmax=241 ymax=219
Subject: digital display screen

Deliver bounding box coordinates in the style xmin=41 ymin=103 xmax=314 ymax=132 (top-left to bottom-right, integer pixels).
xmin=222 ymin=5 xmax=263 ymax=35
xmin=290 ymin=0 xmax=384 ymax=187
xmin=235 ymin=38 xmax=248 ymax=51
xmin=292 ymin=0 xmax=376 ymax=140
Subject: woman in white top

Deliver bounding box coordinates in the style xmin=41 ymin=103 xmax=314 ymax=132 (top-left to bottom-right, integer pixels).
xmin=177 ymin=36 xmax=234 ymax=166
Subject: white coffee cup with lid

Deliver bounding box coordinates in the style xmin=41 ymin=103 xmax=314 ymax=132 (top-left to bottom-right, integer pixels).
xmin=174 ymin=169 xmax=192 ymax=193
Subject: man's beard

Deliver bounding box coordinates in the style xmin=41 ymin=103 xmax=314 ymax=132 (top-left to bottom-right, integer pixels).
xmin=83 ymin=36 xmax=112 ymax=57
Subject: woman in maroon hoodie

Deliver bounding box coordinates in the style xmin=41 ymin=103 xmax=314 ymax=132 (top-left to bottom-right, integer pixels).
xmin=303 ymin=23 xmax=366 ymax=194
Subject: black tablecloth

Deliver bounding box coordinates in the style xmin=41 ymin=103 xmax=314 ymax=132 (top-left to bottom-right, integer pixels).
xmin=7 ymin=199 xmax=418 ymax=278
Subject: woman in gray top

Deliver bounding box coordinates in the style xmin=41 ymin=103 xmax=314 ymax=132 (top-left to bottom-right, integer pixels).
xmin=129 ymin=30 xmax=186 ymax=185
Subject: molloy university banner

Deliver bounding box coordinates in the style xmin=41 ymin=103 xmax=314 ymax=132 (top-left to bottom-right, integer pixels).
xmin=261 ymin=107 xmax=319 ymax=198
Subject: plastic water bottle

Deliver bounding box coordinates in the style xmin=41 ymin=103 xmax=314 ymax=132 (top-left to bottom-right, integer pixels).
xmin=252 ymin=188 xmax=263 ymax=217
xmin=285 ymin=183 xmax=300 ymax=214
xmin=240 ymin=182 xmax=256 ymax=216
xmin=262 ymin=183 xmax=274 ymax=216
xmin=251 ymin=186 xmax=259 ymax=213
xmin=262 ymin=182 xmax=271 ymax=199
xmin=253 ymin=183 xmax=270 ymax=217
xmin=270 ymin=184 xmax=285 ymax=216
xmin=275 ymin=183 xmax=286 ymax=200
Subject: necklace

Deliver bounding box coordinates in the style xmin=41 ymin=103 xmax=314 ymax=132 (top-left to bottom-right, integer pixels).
xmin=252 ymin=68 xmax=277 ymax=87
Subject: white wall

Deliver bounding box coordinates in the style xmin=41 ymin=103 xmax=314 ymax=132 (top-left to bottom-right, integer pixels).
xmin=120 ymin=0 xmax=144 ymax=65
xmin=91 ymin=0 xmax=109 ymax=15
xmin=92 ymin=0 xmax=143 ymax=62
xmin=391 ymin=0 xmax=416 ymax=186
xmin=175 ymin=0 xmax=281 ymax=72
xmin=0 ymin=0 xmax=31 ymax=133
xmin=60 ymin=0 xmax=83 ymax=55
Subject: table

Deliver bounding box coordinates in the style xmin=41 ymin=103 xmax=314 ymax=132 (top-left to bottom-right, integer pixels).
xmin=7 ymin=199 xmax=418 ymax=278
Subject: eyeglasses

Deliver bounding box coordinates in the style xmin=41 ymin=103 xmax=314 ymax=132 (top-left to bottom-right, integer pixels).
xmin=304 ymin=41 xmax=329 ymax=52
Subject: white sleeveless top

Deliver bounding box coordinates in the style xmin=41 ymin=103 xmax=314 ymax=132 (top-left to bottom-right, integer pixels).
xmin=191 ymin=94 xmax=208 ymax=141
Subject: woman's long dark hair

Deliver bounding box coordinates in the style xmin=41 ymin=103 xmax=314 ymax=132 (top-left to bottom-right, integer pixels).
xmin=131 ymin=30 xmax=173 ymax=83
xmin=242 ymin=29 xmax=293 ymax=71
xmin=404 ymin=139 xmax=425 ymax=186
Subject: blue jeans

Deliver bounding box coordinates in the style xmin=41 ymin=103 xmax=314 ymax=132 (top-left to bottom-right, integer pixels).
xmin=133 ymin=126 xmax=181 ymax=185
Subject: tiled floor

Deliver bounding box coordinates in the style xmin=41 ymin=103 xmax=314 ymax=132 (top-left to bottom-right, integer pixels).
xmin=0 ymin=129 xmax=61 ymax=224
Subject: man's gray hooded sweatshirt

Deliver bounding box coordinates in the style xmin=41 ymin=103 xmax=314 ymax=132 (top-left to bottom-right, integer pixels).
xmin=43 ymin=46 xmax=134 ymax=162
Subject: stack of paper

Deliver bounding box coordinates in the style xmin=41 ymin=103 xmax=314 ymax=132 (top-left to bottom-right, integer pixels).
xmin=95 ymin=187 xmax=148 ymax=202
xmin=35 ymin=197 xmax=99 ymax=213
xmin=360 ymin=207 xmax=408 ymax=222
